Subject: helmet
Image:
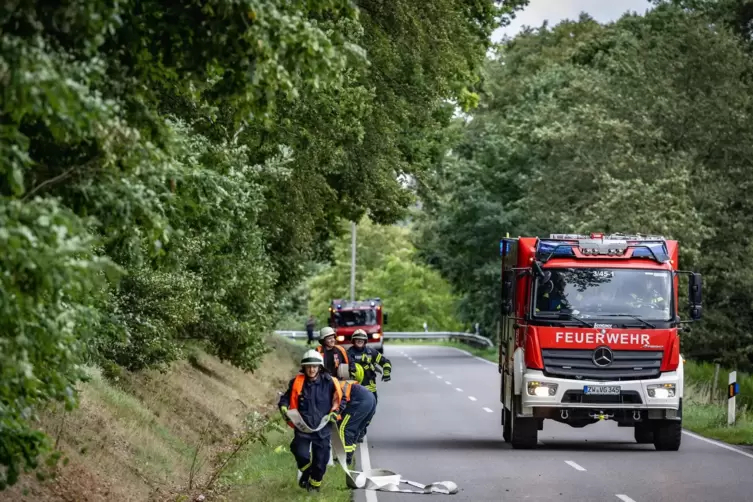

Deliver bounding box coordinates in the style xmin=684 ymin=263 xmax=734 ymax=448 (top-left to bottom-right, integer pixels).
xmin=352 ymin=363 xmax=365 ymax=383
xmin=301 ymin=349 xmax=324 ymax=367
xmin=352 ymin=329 xmax=368 ymax=341
xmin=319 ymin=326 xmax=336 ymax=342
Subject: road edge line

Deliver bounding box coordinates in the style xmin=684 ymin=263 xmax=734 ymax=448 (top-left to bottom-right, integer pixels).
xmin=360 ymin=436 xmax=378 ymax=502
xmin=443 ymin=346 xmax=497 ymax=365
xmin=682 ymin=429 xmax=753 ymax=460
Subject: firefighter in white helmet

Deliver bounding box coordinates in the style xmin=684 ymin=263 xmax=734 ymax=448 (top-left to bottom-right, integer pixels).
xmin=316 ymin=326 xmax=349 ymax=375
xmin=278 ymin=349 xmax=344 ymax=492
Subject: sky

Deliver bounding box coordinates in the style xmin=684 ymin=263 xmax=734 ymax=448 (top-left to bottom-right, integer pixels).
xmin=492 ymin=0 xmax=655 ymax=42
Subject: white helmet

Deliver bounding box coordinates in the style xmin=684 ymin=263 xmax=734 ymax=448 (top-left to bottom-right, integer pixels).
xmin=319 ymin=326 xmax=336 ymax=342
xmin=301 ymin=350 xmax=324 ymax=367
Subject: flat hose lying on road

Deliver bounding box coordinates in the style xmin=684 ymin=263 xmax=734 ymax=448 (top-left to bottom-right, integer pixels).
xmin=285 ymin=409 xmax=458 ymax=495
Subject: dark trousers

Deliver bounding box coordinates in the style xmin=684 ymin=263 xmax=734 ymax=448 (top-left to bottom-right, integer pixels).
xmin=291 ymin=431 xmax=331 ymax=486
xmin=306 ymin=328 xmax=314 ymax=345
xmin=339 ymin=393 xmax=377 ymax=464
xmin=357 ymin=391 xmax=378 ymax=443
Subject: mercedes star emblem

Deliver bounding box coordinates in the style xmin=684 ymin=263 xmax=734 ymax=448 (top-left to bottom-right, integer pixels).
xmin=592 ymin=346 xmax=614 ymax=367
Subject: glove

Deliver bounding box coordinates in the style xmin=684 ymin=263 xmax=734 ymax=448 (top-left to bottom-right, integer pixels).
xmin=279 ymin=406 xmax=289 ymax=420
xmin=381 ymin=372 xmax=391 ymax=382
xmin=328 ymin=412 xmax=339 ymax=423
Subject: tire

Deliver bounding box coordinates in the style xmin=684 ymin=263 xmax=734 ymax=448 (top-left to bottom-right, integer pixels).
xmin=502 ymin=407 xmax=511 ymax=442
xmin=510 ymin=397 xmax=538 ymax=449
xmin=653 ymin=420 xmax=682 ymax=451
xmin=634 ymin=422 xmax=654 ymax=444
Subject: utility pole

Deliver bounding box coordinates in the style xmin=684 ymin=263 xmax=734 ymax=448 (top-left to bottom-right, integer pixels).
xmin=350 ymin=221 xmax=356 ymax=301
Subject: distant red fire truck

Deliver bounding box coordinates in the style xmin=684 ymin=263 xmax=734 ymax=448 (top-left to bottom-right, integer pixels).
xmin=329 ymin=298 xmax=387 ymax=353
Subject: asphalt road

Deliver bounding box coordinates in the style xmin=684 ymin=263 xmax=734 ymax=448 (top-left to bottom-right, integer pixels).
xmin=353 ymin=345 xmax=753 ymax=502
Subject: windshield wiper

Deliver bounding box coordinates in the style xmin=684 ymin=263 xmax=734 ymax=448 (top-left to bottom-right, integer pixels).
xmin=536 ymin=311 xmax=593 ymax=328
xmin=600 ymin=313 xmax=656 ymax=329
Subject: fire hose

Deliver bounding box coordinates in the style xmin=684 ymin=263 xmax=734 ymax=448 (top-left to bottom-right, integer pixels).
xmin=285 ymin=409 xmax=459 ymax=495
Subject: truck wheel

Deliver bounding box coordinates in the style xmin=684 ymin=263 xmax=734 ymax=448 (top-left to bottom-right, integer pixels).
xmin=502 ymin=408 xmax=511 ymax=442
xmin=653 ymin=420 xmax=682 ymax=451
xmin=510 ymin=398 xmax=538 ymax=449
xmin=634 ymin=422 xmax=654 ymax=444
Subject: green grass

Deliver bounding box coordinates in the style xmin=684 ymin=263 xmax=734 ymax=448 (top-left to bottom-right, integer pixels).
xmin=683 ymin=361 xmax=753 ymax=445
xmin=388 ymin=339 xmax=753 ymax=445
xmin=218 ymin=428 xmax=351 ymax=502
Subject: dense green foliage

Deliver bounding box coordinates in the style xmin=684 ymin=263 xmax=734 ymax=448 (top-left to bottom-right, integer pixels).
xmin=1 ymin=0 xmax=526 ymax=488
xmin=281 ymin=217 xmax=464 ymax=333
xmin=415 ymin=3 xmax=753 ymax=371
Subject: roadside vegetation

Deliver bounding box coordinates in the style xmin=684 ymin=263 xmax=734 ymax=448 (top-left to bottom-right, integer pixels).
xmin=0 ymin=0 xmax=524 ymax=491
xmin=2 ymin=336 xmax=346 ymax=501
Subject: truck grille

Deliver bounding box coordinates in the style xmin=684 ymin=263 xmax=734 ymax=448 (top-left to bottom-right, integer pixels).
xmin=541 ymin=349 xmax=663 ymax=381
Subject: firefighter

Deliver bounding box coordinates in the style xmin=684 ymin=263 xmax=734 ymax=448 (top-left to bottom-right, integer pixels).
xmin=335 ymin=377 xmax=377 ymax=468
xmin=278 ymin=349 xmax=344 ymax=492
xmin=316 ymin=326 xmax=349 ymax=375
xmin=347 ymin=329 xmax=391 ymax=442
xmin=536 ymin=277 xmax=570 ymax=313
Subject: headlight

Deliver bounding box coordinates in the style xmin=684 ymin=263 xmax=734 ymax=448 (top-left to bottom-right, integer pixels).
xmin=373 ymin=332 xmax=382 ymax=339
xmin=527 ymin=381 xmax=558 ymax=397
xmin=336 ymin=335 xmax=345 ymax=342
xmin=647 ymin=383 xmax=676 ymax=399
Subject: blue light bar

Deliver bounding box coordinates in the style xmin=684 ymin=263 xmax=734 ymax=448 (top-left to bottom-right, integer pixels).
xmin=537 ymin=240 xmax=576 ymax=258
xmin=631 ymin=242 xmax=669 ymax=261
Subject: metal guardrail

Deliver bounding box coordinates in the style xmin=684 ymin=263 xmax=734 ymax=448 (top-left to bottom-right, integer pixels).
xmin=274 ymin=330 xmax=494 ymax=349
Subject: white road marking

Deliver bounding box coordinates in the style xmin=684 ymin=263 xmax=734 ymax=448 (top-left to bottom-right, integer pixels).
xmin=565 ymin=460 xmax=586 ymax=471
xmin=436 ymin=375 xmax=442 ymax=379
xmin=429 ymin=370 xmax=435 ymax=374
xmin=418 ymin=364 xmax=423 ymax=368
xmin=361 ymin=436 xmax=378 ymax=502
xmin=455 ymin=387 xmax=463 ymax=392
xmin=616 ymin=495 xmax=637 ymax=502
xmin=682 ymin=429 xmax=753 ymax=460
xmin=445 ymin=381 xmax=452 ymax=385
xmin=468 ymin=396 xmax=477 ymax=402
xmin=449 ymin=347 xmax=496 ymax=365
xmin=483 ymin=407 xmax=493 ymax=413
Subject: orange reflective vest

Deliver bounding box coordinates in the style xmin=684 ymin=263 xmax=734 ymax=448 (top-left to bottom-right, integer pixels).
xmin=316 ymin=344 xmax=349 ymax=368
xmin=286 ymin=374 xmax=343 ymax=429
xmin=338 ymin=379 xmax=359 ymax=403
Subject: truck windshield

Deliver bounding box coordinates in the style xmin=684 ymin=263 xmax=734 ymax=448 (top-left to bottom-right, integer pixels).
xmin=533 ymin=268 xmax=672 ymax=322
xmin=333 ymin=309 xmax=378 ymax=327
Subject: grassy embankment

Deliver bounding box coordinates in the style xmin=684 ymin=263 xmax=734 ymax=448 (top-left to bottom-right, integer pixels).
xmin=4 ymin=336 xmax=350 ymax=502
xmin=385 ymin=338 xmax=753 ymax=445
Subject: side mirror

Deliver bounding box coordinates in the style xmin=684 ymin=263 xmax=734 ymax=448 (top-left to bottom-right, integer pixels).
xmin=383 ymin=312 xmax=388 ymax=325
xmin=688 ymin=273 xmax=702 ymax=320
xmin=541 ymin=270 xmax=552 ymax=285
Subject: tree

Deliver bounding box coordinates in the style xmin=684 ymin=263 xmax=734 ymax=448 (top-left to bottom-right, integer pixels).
xmin=414 ymin=4 xmax=753 ymax=369
xmin=304 ymin=217 xmax=464 ymax=332
xmin=1 ymin=0 xmax=524 ymax=488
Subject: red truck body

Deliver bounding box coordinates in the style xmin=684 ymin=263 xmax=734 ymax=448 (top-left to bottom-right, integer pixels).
xmin=329 ymin=298 xmax=386 ymax=353
xmin=498 ymin=233 xmax=702 ymax=451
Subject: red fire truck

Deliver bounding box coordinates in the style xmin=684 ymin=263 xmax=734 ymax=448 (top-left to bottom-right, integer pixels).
xmin=329 ymin=298 xmax=387 ymax=353
xmin=498 ymin=233 xmax=702 ymax=450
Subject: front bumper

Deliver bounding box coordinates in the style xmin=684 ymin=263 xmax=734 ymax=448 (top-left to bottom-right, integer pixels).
xmin=521 ymin=369 xmax=681 ymax=413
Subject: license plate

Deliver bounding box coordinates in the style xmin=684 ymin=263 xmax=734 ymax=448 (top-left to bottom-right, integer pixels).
xmin=583 ymin=385 xmax=621 ymax=395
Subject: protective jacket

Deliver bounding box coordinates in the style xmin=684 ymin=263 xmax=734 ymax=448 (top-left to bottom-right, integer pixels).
xmin=278 ymin=372 xmax=343 ymax=439
xmin=348 ymin=346 xmax=391 ymax=393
